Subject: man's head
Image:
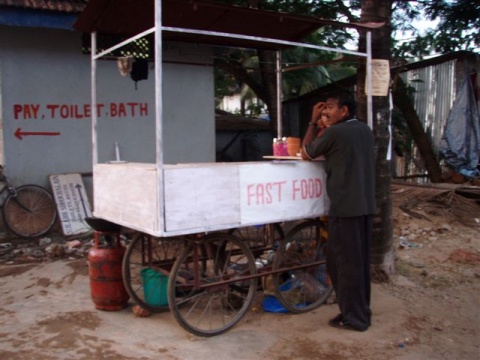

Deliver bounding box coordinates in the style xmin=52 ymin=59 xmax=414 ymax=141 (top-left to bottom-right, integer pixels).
xmin=323 ymin=90 xmax=355 ymax=126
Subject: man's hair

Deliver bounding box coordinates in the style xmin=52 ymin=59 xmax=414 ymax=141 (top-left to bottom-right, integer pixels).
xmin=328 ymin=90 xmax=356 ymax=118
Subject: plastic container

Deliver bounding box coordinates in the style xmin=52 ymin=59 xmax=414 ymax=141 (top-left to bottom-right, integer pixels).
xmin=141 ymin=268 xmax=168 ymax=306
xmin=280 ymin=137 xmax=289 ymax=156
xmin=273 ymin=138 xmax=280 ymax=156
xmin=287 ymin=137 xmax=301 ymax=156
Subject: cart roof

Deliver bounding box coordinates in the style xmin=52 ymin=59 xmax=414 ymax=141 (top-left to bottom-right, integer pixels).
xmin=73 ymin=0 xmax=383 ymax=50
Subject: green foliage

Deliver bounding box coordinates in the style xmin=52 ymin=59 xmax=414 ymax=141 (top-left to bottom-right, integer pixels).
xmin=393 ymin=0 xmax=479 ymax=59
xmin=214 ymin=0 xmax=358 ymax=108
xmin=246 ymin=102 xmax=266 ymax=117
xmin=423 ymin=0 xmax=480 ymax=52
xmin=215 ymin=0 xmax=479 ymax=112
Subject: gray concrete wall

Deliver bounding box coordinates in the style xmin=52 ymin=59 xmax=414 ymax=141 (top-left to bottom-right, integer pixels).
xmin=0 ymin=26 xmax=214 ymax=199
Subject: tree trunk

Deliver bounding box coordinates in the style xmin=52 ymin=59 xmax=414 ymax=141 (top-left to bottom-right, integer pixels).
xmin=392 ymin=76 xmax=443 ymax=182
xmin=356 ymin=0 xmax=394 ymax=282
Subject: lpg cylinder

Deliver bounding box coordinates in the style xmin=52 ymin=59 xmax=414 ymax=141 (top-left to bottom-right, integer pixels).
xmin=88 ymin=231 xmax=129 ymax=311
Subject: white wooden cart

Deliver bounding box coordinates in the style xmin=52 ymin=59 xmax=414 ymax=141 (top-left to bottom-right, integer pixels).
xmin=75 ymin=0 xmax=379 ymax=336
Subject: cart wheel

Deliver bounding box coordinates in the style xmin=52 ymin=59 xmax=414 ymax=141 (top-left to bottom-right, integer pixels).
xmin=272 ymin=220 xmax=332 ymax=313
xmin=122 ymin=232 xmax=187 ymax=313
xmin=229 ymin=223 xmax=284 ymax=254
xmin=168 ymin=232 xmax=257 ymax=336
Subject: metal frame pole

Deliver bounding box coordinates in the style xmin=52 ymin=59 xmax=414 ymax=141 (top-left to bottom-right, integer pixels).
xmin=155 ymin=0 xmax=165 ymax=232
xmin=91 ymin=32 xmax=98 ymax=165
xmin=276 ymin=51 xmax=282 ymax=139
xmin=366 ymin=31 xmax=373 ymax=129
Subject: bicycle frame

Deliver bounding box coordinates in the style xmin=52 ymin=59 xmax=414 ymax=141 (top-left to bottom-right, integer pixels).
xmin=0 ymin=172 xmax=32 ymax=213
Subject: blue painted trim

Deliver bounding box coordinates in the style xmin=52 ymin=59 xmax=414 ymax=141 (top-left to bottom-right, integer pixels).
xmin=0 ymin=8 xmax=79 ymax=31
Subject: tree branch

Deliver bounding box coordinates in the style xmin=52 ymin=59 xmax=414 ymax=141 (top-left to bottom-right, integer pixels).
xmin=335 ymin=0 xmax=358 ymax=22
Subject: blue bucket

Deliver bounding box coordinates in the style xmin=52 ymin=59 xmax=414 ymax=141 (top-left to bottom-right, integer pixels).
xmin=141 ymin=268 xmax=168 ymax=306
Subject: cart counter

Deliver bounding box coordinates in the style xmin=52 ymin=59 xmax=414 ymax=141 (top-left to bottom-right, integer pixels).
xmin=93 ymin=160 xmax=329 ymax=237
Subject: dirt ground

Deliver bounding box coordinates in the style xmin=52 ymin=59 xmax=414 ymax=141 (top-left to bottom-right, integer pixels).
xmin=0 ymin=183 xmax=479 ymax=360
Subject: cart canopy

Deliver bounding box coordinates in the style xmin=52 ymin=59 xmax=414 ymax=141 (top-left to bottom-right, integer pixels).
xmin=73 ymin=0 xmax=382 ymax=50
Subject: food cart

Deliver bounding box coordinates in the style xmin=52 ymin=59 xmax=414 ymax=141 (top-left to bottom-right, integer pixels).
xmin=74 ymin=0 xmax=379 ymax=336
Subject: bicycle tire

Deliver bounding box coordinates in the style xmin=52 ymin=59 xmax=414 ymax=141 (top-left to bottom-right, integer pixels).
xmin=3 ymin=185 xmax=57 ymax=238
xmin=168 ymin=232 xmax=257 ymax=337
xmin=273 ymin=219 xmax=332 ymax=313
xmin=122 ymin=232 xmax=187 ymax=313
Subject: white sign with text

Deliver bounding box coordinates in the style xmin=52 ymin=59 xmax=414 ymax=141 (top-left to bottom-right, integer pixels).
xmin=49 ymin=173 xmax=92 ymax=235
xmin=239 ymin=161 xmax=328 ymax=224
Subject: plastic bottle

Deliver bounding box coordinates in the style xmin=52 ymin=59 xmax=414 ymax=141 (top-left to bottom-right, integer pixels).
xmin=281 ymin=137 xmax=289 ymax=156
xmin=273 ymin=138 xmax=279 ymax=156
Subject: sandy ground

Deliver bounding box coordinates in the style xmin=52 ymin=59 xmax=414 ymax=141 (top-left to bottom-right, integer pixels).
xmin=1 ymin=185 xmax=479 ymax=360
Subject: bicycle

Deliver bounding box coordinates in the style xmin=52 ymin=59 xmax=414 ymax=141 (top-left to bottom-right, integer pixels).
xmin=0 ymin=165 xmax=57 ymax=238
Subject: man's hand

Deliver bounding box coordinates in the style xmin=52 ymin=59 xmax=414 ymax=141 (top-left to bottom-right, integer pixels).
xmin=311 ymin=102 xmax=325 ymax=124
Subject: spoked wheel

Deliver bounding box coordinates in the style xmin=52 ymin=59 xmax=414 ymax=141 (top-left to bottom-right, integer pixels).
xmin=3 ymin=185 xmax=57 ymax=238
xmin=122 ymin=232 xmax=187 ymax=312
xmin=229 ymin=223 xmax=284 ymax=255
xmin=168 ymin=232 xmax=257 ymax=337
xmin=273 ymin=220 xmax=332 ymax=313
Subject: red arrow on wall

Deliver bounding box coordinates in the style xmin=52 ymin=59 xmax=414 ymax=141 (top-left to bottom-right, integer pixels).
xmin=14 ymin=128 xmax=61 ymax=140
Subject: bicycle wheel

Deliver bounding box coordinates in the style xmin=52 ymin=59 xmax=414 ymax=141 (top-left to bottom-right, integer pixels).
xmin=122 ymin=232 xmax=187 ymax=312
xmin=272 ymin=220 xmax=332 ymax=313
xmin=168 ymin=232 xmax=257 ymax=337
xmin=3 ymin=185 xmax=57 ymax=238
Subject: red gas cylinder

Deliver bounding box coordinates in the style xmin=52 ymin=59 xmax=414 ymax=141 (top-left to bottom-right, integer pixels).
xmin=88 ymin=231 xmax=129 ymax=311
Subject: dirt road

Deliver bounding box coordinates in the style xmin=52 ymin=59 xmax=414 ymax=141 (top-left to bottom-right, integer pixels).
xmin=1 ymin=184 xmax=479 ymax=359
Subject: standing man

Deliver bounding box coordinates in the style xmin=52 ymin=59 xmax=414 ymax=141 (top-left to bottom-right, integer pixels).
xmin=301 ymin=90 xmax=376 ymax=331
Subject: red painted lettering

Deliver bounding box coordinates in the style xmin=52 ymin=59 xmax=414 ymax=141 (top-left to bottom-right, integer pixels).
xmin=139 ymin=102 xmax=148 ymax=116
xmin=13 ymin=104 xmax=40 ymax=119
xmin=110 ymin=103 xmax=127 ymax=117
xmin=84 ymin=104 xmax=91 ymax=117
xmin=127 ymin=102 xmax=137 ymax=116
xmin=265 ymin=183 xmax=273 ymax=204
xmin=315 ymin=178 xmax=322 ymax=197
xmin=292 ymin=178 xmax=322 ymax=200
xmin=119 ymin=103 xmax=127 ymax=117
xmin=273 ymin=181 xmax=286 ymax=202
xmin=24 ymin=105 xmax=33 ymax=119
xmin=73 ymin=105 xmax=83 ymax=119
xmin=60 ymin=105 xmax=70 ymax=119
xmin=247 ymin=184 xmax=256 ymax=206
xmin=13 ymin=104 xmax=22 ymax=119
xmin=246 ymin=181 xmax=286 ymax=205
xmin=47 ymin=104 xmax=59 ymax=117
xmin=96 ymin=104 xmax=105 ymax=117
xmin=256 ymin=184 xmax=266 ymax=205
xmin=110 ymin=103 xmax=117 ymax=117
xmin=31 ymin=104 xmax=40 ymax=119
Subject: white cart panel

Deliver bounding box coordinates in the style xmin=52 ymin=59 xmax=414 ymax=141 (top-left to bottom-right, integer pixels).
xmin=93 ymin=160 xmax=329 ymax=237
xmin=94 ymin=163 xmax=159 ymax=233
xmin=164 ymin=164 xmax=241 ymax=232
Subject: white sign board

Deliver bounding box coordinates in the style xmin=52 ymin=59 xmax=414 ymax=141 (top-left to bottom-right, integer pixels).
xmin=366 ymin=59 xmax=390 ymax=96
xmin=239 ymin=162 xmax=327 ymax=224
xmin=49 ymin=173 xmax=92 ymax=235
